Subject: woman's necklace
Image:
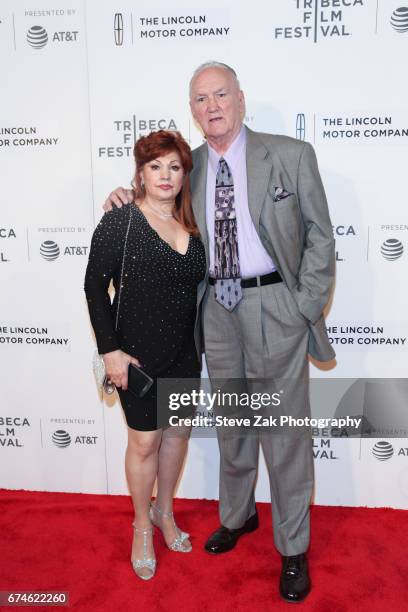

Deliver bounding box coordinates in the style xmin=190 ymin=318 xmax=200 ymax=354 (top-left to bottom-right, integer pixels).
xmin=145 ymin=199 xmax=175 ymax=219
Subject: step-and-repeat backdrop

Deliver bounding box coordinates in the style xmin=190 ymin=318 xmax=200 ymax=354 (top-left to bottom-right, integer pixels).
xmin=1 ymin=0 xmax=408 ymax=508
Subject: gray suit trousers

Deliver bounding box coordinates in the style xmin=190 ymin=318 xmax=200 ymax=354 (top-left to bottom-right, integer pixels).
xmin=202 ymin=280 xmax=314 ymax=556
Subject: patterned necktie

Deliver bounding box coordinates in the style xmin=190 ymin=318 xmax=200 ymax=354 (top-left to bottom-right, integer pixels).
xmin=214 ymin=158 xmax=242 ymax=311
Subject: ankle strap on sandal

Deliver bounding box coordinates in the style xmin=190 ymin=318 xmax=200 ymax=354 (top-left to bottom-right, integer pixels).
xmin=132 ymin=523 xmax=153 ymax=533
xmin=150 ymin=503 xmax=173 ymax=518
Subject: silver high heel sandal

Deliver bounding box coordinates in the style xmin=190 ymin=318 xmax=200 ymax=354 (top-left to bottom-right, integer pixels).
xmin=149 ymin=503 xmax=192 ymax=552
xmin=131 ymin=523 xmax=156 ymax=580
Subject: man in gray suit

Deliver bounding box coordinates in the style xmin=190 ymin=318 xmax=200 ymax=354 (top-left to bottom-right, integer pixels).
xmin=104 ymin=61 xmax=335 ymax=603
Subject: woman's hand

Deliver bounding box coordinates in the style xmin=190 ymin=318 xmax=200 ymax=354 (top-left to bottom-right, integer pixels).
xmin=103 ymin=350 xmax=141 ymax=391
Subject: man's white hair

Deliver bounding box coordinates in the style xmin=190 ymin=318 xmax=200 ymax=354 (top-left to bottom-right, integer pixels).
xmin=189 ymin=61 xmax=241 ymax=98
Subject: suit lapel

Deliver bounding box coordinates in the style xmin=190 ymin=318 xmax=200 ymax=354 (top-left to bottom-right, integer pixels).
xmin=191 ymin=143 xmax=209 ymax=265
xmin=245 ymin=126 xmax=273 ymax=232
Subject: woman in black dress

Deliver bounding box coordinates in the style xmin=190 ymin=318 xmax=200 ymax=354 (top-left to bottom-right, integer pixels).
xmin=84 ymin=130 xmax=206 ymax=580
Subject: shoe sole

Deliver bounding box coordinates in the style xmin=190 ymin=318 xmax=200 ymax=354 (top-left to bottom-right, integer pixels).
xmin=279 ymin=588 xmax=311 ymax=603
xmin=279 ymin=595 xmax=310 ymax=604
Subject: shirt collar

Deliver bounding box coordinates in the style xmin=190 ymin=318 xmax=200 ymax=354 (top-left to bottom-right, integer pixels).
xmin=207 ymin=124 xmax=246 ymax=174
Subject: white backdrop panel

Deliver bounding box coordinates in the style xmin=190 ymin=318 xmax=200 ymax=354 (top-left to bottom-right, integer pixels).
xmin=1 ymin=0 xmax=407 ymax=508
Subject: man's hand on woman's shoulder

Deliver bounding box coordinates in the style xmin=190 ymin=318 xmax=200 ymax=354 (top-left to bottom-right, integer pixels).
xmin=103 ymin=187 xmax=134 ymax=212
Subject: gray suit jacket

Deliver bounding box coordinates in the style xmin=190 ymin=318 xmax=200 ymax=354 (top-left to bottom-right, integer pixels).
xmin=190 ymin=126 xmax=336 ymax=362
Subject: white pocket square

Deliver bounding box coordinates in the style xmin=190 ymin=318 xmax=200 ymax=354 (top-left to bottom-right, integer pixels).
xmin=273 ymin=186 xmax=294 ymax=202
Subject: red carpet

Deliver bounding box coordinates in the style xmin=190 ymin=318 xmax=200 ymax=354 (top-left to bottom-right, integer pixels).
xmin=1 ymin=490 xmax=407 ymax=611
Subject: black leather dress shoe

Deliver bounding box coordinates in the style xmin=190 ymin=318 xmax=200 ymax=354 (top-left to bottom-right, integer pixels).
xmin=204 ymin=511 xmax=259 ymax=554
xmin=279 ymin=553 xmax=311 ymax=603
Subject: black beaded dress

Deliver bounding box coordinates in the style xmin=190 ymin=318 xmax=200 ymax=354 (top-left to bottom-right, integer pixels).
xmin=84 ymin=204 xmax=206 ymax=431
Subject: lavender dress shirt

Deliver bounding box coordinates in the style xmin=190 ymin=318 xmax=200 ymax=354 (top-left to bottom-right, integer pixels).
xmin=205 ymin=125 xmax=277 ymax=278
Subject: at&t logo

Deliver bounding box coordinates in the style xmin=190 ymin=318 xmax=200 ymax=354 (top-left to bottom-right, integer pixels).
xmin=372 ymin=441 xmax=408 ymax=460
xmin=380 ymin=238 xmax=404 ymax=260
xmin=27 ymin=25 xmax=48 ymax=49
xmin=26 ymin=24 xmax=79 ymax=48
xmin=390 ymin=7 xmax=408 ymax=33
xmin=51 ymin=430 xmax=97 ymax=447
xmin=372 ymin=440 xmax=393 ymax=461
xmin=40 ymin=241 xmax=88 ymax=260
xmin=52 ymin=430 xmax=71 ymax=448
xmin=40 ymin=240 xmax=60 ymax=261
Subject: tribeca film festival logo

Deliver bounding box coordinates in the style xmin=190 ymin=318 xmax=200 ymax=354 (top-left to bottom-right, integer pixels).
xmin=390 ymin=7 xmax=408 ymax=32
xmin=0 ymin=416 xmax=30 ymax=448
xmin=0 ymin=227 xmax=16 ymax=263
xmin=98 ymin=116 xmax=178 ymax=158
xmin=274 ymin=0 xmax=365 ymax=42
xmin=333 ymin=224 xmax=357 ymax=262
xmin=313 ymin=441 xmax=338 ymax=460
xmin=275 ymin=3 xmax=408 ymax=41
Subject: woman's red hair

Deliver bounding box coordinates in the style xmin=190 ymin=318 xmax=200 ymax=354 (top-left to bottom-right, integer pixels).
xmin=132 ymin=130 xmax=198 ymax=236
